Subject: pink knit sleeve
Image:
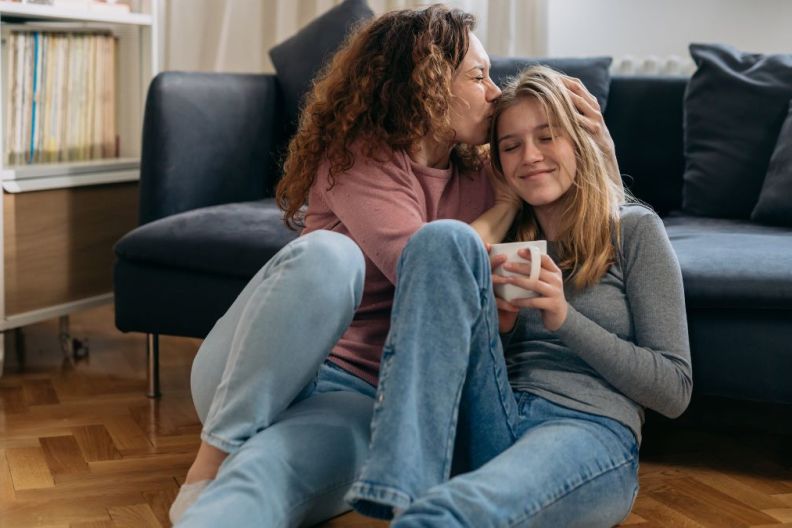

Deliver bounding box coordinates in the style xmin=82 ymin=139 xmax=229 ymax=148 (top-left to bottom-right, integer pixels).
xmin=318 ymin=152 xmax=425 ymax=285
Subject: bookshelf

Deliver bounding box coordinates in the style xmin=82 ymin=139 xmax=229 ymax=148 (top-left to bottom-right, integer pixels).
xmin=0 ymin=0 xmax=160 ymax=372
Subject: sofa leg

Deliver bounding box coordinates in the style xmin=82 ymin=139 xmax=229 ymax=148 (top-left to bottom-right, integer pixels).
xmin=147 ymin=333 xmax=161 ymax=399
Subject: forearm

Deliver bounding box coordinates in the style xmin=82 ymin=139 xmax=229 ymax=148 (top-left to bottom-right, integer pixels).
xmin=470 ymin=200 xmax=520 ymax=244
xmin=556 ymin=306 xmax=692 ymax=418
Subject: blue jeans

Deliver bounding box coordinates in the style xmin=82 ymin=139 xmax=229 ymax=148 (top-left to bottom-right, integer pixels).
xmin=345 ymin=221 xmax=639 ymax=527
xmin=179 ymin=230 xmax=378 ymax=527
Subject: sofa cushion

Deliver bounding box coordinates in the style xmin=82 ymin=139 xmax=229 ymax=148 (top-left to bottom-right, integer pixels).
xmin=663 ymin=214 xmax=792 ymax=310
xmin=115 ymin=199 xmax=299 ymax=279
xmin=490 ymin=56 xmax=612 ymax=111
xmin=752 ymin=99 xmax=792 ymax=226
xmin=682 ymin=43 xmax=792 ymax=219
xmin=269 ymin=0 xmax=374 ymax=130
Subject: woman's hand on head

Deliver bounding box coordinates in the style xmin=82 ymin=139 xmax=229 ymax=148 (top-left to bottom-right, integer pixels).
xmin=503 ymin=252 xmax=568 ymax=332
xmin=562 ymin=76 xmax=613 ymax=154
xmin=487 ymin=243 xmax=521 ymax=333
xmin=562 ymin=76 xmax=623 ymax=193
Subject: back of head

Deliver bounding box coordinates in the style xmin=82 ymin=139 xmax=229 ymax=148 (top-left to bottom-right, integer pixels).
xmin=277 ymin=4 xmax=477 ymax=228
xmin=490 ymin=66 xmax=625 ymax=289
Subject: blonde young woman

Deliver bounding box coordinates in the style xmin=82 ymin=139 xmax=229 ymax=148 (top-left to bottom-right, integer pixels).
xmin=346 ymin=66 xmax=692 ymax=527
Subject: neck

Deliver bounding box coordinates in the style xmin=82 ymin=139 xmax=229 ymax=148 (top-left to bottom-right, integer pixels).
xmin=533 ymin=202 xmax=564 ymax=241
xmin=410 ymin=139 xmax=453 ymax=169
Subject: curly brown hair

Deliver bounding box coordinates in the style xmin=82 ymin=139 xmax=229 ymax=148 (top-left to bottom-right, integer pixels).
xmin=276 ymin=4 xmax=482 ymax=228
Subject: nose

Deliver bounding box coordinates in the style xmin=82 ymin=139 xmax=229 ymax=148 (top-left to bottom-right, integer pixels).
xmin=487 ymin=78 xmax=502 ymax=101
xmin=522 ymin=140 xmax=544 ymax=164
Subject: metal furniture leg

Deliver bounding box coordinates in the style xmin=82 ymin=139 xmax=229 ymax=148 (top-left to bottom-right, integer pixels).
xmin=147 ymin=333 xmax=161 ymax=398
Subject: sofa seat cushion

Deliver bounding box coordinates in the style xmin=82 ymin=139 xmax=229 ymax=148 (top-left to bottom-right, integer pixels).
xmin=115 ymin=199 xmax=299 ymax=279
xmin=663 ymin=215 xmax=792 ymax=310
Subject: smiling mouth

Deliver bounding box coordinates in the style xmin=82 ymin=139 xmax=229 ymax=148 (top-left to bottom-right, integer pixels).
xmin=519 ymin=168 xmax=554 ymax=180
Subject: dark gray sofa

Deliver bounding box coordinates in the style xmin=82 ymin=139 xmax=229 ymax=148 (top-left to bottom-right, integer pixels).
xmin=113 ymin=72 xmax=792 ymax=404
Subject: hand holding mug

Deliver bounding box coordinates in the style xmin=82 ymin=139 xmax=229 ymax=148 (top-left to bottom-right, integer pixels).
xmin=502 ymin=250 xmax=568 ymax=332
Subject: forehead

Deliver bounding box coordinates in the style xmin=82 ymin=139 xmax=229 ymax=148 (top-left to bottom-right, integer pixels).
xmin=498 ymin=98 xmax=548 ymax=130
xmin=460 ymin=33 xmax=488 ymax=67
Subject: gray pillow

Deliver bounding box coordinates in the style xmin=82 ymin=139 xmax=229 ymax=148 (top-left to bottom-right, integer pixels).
xmin=489 ymin=56 xmax=613 ymax=112
xmin=751 ymin=100 xmax=792 ymax=226
xmin=683 ymin=43 xmax=792 ymax=219
xmin=269 ymin=0 xmax=374 ymax=130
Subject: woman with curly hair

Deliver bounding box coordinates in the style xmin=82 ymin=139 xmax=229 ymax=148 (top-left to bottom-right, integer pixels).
xmin=345 ymin=66 xmax=691 ymax=526
xmin=172 ymin=6 xmax=620 ymax=527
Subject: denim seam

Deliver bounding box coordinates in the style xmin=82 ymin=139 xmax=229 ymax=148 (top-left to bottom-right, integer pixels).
xmin=506 ymin=452 xmax=638 ymax=527
xmin=481 ymin=286 xmax=520 ymax=443
xmin=441 ymin=374 xmax=467 ymax=479
xmin=347 ymin=480 xmax=413 ymax=511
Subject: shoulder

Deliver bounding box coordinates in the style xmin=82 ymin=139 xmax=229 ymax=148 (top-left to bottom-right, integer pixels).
xmin=617 ymin=203 xmax=674 ymax=265
xmin=619 ymin=203 xmax=664 ymax=239
xmin=315 ymin=140 xmax=414 ymax=190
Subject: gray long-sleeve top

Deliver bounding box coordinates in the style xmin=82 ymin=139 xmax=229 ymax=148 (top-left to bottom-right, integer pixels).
xmin=502 ymin=204 xmax=692 ymax=444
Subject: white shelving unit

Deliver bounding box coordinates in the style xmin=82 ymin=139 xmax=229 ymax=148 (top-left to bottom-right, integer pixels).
xmin=0 ymin=0 xmax=160 ymax=372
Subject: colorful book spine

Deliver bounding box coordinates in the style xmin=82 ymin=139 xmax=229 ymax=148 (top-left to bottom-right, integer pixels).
xmin=4 ymin=30 xmax=119 ymax=166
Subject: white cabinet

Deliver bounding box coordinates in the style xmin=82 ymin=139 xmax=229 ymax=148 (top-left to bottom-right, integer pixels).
xmin=0 ymin=0 xmax=160 ymax=371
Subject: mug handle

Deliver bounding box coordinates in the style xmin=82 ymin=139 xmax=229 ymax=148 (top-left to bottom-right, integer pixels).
xmin=527 ymin=246 xmax=542 ymax=281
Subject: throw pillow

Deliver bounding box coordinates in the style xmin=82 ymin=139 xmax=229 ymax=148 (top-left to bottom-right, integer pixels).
xmin=489 ymin=57 xmax=613 ymax=112
xmin=269 ymin=0 xmax=374 ymax=129
xmin=682 ymin=43 xmax=792 ymax=218
xmin=751 ymin=100 xmax=792 ymax=226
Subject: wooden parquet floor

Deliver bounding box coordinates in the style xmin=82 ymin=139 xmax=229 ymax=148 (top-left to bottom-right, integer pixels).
xmin=1 ymin=305 xmax=791 ymax=527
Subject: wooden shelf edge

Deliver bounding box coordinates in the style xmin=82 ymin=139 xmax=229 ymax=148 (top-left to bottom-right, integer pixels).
xmin=0 ymin=1 xmax=152 ymax=26
xmin=2 ymin=169 xmax=139 ymax=192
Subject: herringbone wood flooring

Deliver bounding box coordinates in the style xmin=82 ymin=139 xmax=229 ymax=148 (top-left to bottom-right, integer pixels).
xmin=1 ymin=305 xmax=791 ymax=527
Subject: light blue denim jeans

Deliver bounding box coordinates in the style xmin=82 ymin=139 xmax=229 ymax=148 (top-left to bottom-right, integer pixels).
xmin=178 ymin=230 xmax=378 ymax=527
xmin=345 ymin=220 xmax=639 ymax=527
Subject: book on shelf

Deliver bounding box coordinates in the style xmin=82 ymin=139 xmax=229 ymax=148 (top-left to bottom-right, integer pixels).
xmin=4 ymin=28 xmax=119 ymax=166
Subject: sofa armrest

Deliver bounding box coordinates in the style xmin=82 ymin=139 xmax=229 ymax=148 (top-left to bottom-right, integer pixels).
xmin=138 ymin=72 xmax=285 ymax=225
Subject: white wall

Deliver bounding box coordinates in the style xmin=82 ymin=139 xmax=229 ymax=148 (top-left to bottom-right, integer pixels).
xmin=545 ymin=0 xmax=792 ymax=58
xmin=162 ymin=0 xmax=792 ymax=73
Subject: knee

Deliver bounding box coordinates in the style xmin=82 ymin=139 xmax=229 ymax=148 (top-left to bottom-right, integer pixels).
xmin=290 ymin=230 xmax=366 ymax=305
xmin=402 ymin=220 xmax=484 ymax=266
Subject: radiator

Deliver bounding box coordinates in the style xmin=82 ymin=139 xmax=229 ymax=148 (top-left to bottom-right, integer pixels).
xmin=611 ymin=54 xmax=696 ymax=76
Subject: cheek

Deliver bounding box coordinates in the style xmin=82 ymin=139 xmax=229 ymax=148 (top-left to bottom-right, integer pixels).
xmin=499 ymin=155 xmax=519 ymax=179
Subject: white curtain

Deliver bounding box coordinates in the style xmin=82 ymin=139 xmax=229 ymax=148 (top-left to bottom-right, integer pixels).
xmin=163 ymin=0 xmax=545 ymax=73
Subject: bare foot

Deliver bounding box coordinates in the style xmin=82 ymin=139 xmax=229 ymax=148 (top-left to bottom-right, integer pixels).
xmin=184 ymin=441 xmax=228 ymax=484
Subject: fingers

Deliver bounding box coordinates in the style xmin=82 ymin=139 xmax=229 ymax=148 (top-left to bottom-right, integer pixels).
xmin=561 ymin=77 xmax=607 ymax=138
xmin=510 ymin=295 xmax=556 ymax=310
xmin=503 ymin=271 xmax=557 ymax=296
xmin=506 ymin=254 xmax=562 ymax=283
xmin=492 ymin=273 xmax=511 ymax=287
xmin=490 ymin=253 xmax=508 ymax=272
xmin=495 ymin=297 xmax=520 ymax=313
xmin=562 ymin=76 xmax=599 ymax=110
xmin=568 ymin=89 xmax=600 ymax=116
xmin=514 ymin=251 xmax=561 ymax=272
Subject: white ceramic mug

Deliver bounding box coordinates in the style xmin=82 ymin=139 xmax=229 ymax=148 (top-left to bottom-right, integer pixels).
xmin=491 ymin=240 xmax=548 ymax=303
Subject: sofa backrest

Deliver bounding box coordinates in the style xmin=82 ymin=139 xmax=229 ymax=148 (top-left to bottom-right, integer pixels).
xmin=604 ymin=76 xmax=687 ymax=216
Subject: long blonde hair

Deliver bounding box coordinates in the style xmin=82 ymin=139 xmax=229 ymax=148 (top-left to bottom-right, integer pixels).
xmin=490 ymin=66 xmax=627 ymax=289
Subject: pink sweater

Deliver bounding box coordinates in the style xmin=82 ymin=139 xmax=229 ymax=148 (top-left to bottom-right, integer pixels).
xmin=302 ymin=146 xmax=494 ymax=386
